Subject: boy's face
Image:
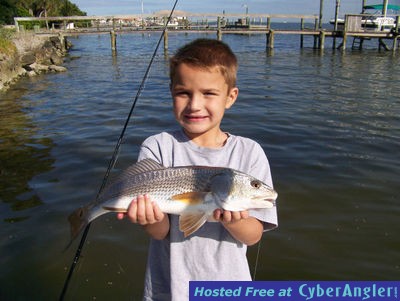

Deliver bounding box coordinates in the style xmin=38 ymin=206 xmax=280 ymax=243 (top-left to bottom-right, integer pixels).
xmin=170 ymin=63 xmax=238 ymax=144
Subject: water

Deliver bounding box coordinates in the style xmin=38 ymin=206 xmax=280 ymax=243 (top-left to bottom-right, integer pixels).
xmin=1 ymin=30 xmax=399 ymax=300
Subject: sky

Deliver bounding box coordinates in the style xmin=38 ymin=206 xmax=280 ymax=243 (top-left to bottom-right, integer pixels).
xmin=71 ymin=0 xmax=400 ymax=21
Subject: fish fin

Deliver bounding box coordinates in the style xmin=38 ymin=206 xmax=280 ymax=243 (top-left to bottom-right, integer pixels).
xmin=103 ymin=159 xmax=165 ymax=192
xmin=102 ymin=206 xmax=128 ymax=213
xmin=68 ymin=206 xmax=90 ymax=241
xmin=171 ymin=192 xmax=208 ymax=204
xmin=179 ymin=212 xmax=208 ymax=237
xmin=122 ymin=159 xmax=165 ymax=176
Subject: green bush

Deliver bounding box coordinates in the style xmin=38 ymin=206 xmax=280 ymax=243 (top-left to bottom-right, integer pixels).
xmin=17 ymin=20 xmax=47 ymax=30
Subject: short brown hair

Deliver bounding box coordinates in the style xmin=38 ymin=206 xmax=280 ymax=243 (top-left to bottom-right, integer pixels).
xmin=169 ymin=38 xmax=238 ymax=90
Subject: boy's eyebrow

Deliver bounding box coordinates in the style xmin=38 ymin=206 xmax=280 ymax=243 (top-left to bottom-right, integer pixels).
xmin=201 ymin=88 xmax=221 ymax=93
xmin=170 ymin=85 xmax=187 ymax=90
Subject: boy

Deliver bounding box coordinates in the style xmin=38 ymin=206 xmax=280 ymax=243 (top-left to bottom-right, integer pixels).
xmin=118 ymin=38 xmax=277 ymax=301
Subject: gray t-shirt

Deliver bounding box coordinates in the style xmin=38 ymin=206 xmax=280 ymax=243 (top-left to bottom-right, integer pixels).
xmin=138 ymin=129 xmax=278 ymax=301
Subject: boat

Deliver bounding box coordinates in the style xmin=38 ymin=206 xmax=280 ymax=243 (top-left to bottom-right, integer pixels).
xmin=330 ymin=3 xmax=400 ymax=31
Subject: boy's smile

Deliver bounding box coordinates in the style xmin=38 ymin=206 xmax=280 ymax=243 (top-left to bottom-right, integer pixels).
xmin=170 ymin=63 xmax=238 ymax=148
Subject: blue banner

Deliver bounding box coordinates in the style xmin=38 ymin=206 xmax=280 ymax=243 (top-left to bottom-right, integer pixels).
xmin=189 ymin=281 xmax=399 ymax=301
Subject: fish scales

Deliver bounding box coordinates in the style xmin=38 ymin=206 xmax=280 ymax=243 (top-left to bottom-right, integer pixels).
xmin=98 ymin=167 xmax=226 ymax=203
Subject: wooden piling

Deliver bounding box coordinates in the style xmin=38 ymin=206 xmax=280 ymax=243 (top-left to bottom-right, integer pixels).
xmin=393 ymin=16 xmax=400 ymax=51
xmin=313 ymin=19 xmax=319 ymax=49
xmin=342 ymin=33 xmax=347 ymax=51
xmin=340 ymin=15 xmax=348 ymax=51
xmin=110 ymin=30 xmax=117 ymax=53
xmin=300 ymin=18 xmax=304 ymax=48
xmin=164 ymin=29 xmax=169 ymax=51
xmin=14 ymin=19 xmax=19 ymax=32
xmin=266 ymin=30 xmax=275 ymax=49
xmin=319 ymin=31 xmax=326 ymax=49
xmin=266 ymin=17 xmax=271 ymax=30
xmin=217 ymin=16 xmax=222 ymax=41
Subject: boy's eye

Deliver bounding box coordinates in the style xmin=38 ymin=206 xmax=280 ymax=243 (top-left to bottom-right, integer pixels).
xmin=174 ymin=91 xmax=189 ymax=97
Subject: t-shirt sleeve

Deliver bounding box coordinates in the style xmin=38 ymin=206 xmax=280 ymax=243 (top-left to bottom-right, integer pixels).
xmin=138 ymin=136 xmax=163 ymax=163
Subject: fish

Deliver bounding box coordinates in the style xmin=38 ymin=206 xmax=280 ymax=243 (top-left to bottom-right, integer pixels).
xmin=68 ymin=158 xmax=277 ymax=239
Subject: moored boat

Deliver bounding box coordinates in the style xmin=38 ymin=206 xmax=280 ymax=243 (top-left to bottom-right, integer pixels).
xmin=330 ymin=3 xmax=399 ymax=31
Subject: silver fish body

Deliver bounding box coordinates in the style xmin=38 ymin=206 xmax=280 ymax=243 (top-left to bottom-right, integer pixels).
xmin=69 ymin=159 xmax=277 ymax=238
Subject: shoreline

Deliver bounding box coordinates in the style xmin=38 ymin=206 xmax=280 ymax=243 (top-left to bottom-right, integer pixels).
xmin=0 ymin=32 xmax=71 ymax=92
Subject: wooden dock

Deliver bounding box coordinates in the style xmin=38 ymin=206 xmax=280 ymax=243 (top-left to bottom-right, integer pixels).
xmin=14 ymin=13 xmax=400 ymax=52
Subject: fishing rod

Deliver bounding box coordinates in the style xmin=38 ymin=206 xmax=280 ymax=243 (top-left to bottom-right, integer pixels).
xmin=59 ymin=1 xmax=179 ymax=299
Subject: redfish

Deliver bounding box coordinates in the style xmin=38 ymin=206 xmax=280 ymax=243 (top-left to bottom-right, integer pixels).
xmin=69 ymin=159 xmax=277 ymax=238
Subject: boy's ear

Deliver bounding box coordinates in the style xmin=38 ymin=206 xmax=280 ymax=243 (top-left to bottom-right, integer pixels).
xmin=225 ymin=87 xmax=239 ymax=109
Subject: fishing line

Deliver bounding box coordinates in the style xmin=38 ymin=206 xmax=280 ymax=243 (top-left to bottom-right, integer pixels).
xmin=59 ymin=1 xmax=179 ymax=300
xmin=252 ymin=239 xmax=262 ymax=280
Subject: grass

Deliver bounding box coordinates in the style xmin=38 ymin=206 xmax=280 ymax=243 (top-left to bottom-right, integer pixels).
xmin=0 ymin=27 xmax=17 ymax=56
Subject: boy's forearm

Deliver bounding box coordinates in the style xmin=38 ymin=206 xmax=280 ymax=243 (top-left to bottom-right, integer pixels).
xmin=143 ymin=215 xmax=170 ymax=240
xmin=222 ymin=217 xmax=264 ymax=246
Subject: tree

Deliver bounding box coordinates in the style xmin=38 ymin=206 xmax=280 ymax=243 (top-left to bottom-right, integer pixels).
xmin=0 ymin=0 xmax=18 ymax=24
xmin=59 ymin=1 xmax=86 ymax=16
xmin=0 ymin=0 xmax=86 ymax=24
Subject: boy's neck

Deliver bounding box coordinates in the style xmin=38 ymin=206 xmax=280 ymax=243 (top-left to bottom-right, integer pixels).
xmin=182 ymin=128 xmax=229 ymax=149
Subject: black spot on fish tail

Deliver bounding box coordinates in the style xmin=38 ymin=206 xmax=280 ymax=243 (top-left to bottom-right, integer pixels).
xmin=68 ymin=207 xmax=89 ymax=242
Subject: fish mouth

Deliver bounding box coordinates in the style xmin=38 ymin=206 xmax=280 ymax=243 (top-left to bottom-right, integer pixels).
xmin=249 ymin=197 xmax=276 ymax=208
xmin=261 ymin=197 xmax=276 ymax=206
xmin=252 ymin=196 xmax=277 ymax=202
xmin=251 ymin=194 xmax=277 ymax=206
xmin=266 ymin=198 xmax=276 ymax=206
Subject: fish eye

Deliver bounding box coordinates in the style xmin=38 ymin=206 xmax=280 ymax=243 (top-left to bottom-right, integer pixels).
xmin=251 ymin=180 xmax=261 ymax=189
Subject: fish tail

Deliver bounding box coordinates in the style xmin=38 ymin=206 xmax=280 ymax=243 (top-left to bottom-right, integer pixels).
xmin=68 ymin=206 xmax=89 ymax=241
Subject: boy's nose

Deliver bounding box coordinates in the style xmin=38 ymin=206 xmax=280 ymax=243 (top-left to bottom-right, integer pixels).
xmin=187 ymin=94 xmax=203 ymax=110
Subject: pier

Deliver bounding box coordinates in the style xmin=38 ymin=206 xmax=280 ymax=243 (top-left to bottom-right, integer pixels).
xmin=14 ymin=11 xmax=400 ymax=52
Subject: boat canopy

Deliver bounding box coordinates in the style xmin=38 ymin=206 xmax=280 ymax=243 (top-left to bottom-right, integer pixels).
xmin=363 ymin=4 xmax=400 ymax=11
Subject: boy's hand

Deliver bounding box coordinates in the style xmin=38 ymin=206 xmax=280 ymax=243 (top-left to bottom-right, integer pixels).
xmin=213 ymin=209 xmax=249 ymax=223
xmin=118 ymin=194 xmax=169 ymax=240
xmin=213 ymin=209 xmax=263 ymax=246
xmin=117 ymin=194 xmax=165 ymax=225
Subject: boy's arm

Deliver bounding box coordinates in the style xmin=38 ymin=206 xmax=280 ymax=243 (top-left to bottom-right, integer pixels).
xmin=214 ymin=210 xmax=264 ymax=246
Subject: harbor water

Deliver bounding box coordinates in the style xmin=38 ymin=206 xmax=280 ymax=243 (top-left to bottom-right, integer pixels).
xmin=0 ymin=30 xmax=399 ymax=300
